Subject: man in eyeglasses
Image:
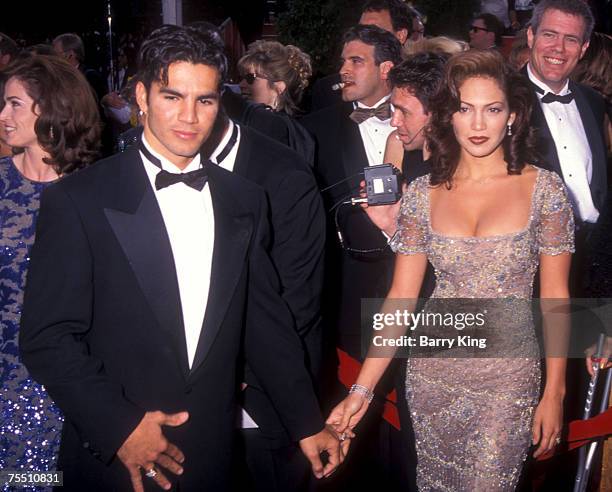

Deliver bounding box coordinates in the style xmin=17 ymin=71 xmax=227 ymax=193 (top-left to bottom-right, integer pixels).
xmin=469 ymin=13 xmax=504 ymax=49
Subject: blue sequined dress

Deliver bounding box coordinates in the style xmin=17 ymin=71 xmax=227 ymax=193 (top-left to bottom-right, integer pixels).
xmin=390 ymin=169 xmax=575 ymax=491
xmin=0 ymin=157 xmax=63 ymax=485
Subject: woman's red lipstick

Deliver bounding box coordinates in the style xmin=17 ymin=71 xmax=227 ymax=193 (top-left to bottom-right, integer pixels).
xmin=468 ymin=136 xmax=489 ymax=145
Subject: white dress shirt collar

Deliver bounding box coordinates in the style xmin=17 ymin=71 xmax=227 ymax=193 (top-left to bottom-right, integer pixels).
xmin=527 ymin=63 xmax=570 ymax=96
xmin=355 ymin=94 xmax=391 ymax=110
xmin=141 ymin=132 xmax=202 ymax=173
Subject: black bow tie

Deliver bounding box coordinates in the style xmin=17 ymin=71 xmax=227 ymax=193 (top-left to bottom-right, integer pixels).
xmin=531 ymin=82 xmax=574 ymax=104
xmin=138 ymin=140 xmax=210 ymax=191
xmin=138 ymin=124 xmax=239 ymax=192
xmin=349 ymin=100 xmax=392 ymax=124
xmin=541 ymin=92 xmax=574 ymax=104
xmin=155 ymin=168 xmax=208 ymax=191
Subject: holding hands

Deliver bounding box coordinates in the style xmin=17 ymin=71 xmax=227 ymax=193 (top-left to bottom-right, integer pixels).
xmin=325 ymin=384 xmax=374 ymax=455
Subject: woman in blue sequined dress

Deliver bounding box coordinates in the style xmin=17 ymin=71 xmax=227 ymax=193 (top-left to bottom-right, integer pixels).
xmin=328 ymin=50 xmax=574 ymax=490
xmin=0 ymin=55 xmax=100 ymax=481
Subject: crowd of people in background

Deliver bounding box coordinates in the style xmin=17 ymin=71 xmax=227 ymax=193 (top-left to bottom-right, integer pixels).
xmin=1 ymin=0 xmax=611 ymax=491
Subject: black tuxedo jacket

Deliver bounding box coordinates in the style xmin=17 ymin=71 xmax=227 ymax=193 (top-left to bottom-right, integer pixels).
xmin=222 ymin=90 xmax=315 ymax=165
xmin=524 ymin=67 xmax=608 ymax=217
xmin=302 ymin=102 xmax=395 ymax=358
xmin=233 ymin=126 xmax=325 ymax=440
xmin=20 ymin=147 xmax=323 ymax=490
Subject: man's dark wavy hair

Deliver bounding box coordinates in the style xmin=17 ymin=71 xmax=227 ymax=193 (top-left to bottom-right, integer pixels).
xmin=388 ymin=52 xmax=448 ymax=113
xmin=343 ymin=24 xmax=402 ymax=65
xmin=0 ymin=55 xmax=101 ymax=174
xmin=426 ymin=50 xmax=540 ymax=188
xmin=137 ymin=25 xmax=228 ymax=92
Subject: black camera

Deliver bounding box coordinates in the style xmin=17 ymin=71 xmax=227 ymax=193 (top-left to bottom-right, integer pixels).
xmin=363 ymin=164 xmax=403 ymax=206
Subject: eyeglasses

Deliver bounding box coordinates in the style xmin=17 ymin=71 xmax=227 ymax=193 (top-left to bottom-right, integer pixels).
xmin=242 ymin=73 xmax=268 ymax=85
xmin=470 ymin=25 xmax=491 ymax=33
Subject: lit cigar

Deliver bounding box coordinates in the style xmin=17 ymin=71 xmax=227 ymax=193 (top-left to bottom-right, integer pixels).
xmin=331 ymin=82 xmax=347 ymax=91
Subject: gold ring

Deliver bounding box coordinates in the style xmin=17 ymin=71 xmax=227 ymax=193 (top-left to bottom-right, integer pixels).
xmin=145 ymin=467 xmax=157 ymax=478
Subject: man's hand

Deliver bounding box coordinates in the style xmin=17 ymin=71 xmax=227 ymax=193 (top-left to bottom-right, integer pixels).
xmin=299 ymin=425 xmax=344 ymax=479
xmin=359 ymin=180 xmax=401 ymax=237
xmin=117 ymin=410 xmax=189 ymax=492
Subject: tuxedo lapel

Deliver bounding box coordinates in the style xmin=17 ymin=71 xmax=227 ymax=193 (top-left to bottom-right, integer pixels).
xmin=530 ymin=97 xmax=562 ymax=175
xmin=104 ymin=148 xmax=190 ymax=377
xmin=339 ymin=103 xmax=368 ymax=191
xmin=189 ymin=163 xmax=254 ymax=375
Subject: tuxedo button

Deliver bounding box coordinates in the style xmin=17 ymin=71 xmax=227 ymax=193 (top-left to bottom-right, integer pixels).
xmin=83 ymin=441 xmax=90 ymax=449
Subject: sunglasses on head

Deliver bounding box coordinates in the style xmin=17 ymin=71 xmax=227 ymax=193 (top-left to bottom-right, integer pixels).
xmin=470 ymin=25 xmax=491 ymax=33
xmin=242 ymin=73 xmax=268 ymax=85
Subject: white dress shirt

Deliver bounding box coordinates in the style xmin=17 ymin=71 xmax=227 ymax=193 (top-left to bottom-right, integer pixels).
xmin=527 ymin=64 xmax=599 ymax=223
xmin=355 ymin=95 xmax=395 ymax=166
xmin=141 ymin=135 xmax=215 ymax=369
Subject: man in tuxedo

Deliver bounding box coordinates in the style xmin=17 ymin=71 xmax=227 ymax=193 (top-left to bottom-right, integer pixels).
xmin=20 ymin=25 xmax=341 ymax=492
xmin=198 ymin=81 xmax=326 ymax=492
xmin=303 ymin=23 xmax=401 ymax=359
xmin=524 ymin=0 xmax=607 ymax=293
xmin=310 ymin=0 xmax=420 ymax=112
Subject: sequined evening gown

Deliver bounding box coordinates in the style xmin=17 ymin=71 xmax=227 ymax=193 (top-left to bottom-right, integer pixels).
xmin=390 ymin=168 xmax=574 ymax=491
xmin=0 ymin=157 xmax=63 ymax=486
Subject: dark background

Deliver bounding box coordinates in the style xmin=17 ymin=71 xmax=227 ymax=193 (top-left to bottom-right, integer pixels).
xmin=0 ymin=0 xmax=267 ymax=45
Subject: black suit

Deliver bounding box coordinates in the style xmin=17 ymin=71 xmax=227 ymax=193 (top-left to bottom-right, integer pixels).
xmin=525 ymin=68 xmax=607 ymax=215
xmin=229 ymin=126 xmax=325 ymax=491
xmin=20 ymin=147 xmax=324 ymax=491
xmin=222 ymin=90 xmax=315 ymax=165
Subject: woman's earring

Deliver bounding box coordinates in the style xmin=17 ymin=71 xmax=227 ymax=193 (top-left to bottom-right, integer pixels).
xmin=49 ymin=125 xmax=55 ymax=140
xmin=507 ymin=123 xmax=512 ymax=136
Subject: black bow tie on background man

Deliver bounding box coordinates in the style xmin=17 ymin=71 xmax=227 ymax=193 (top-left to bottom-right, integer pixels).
xmin=349 ymin=100 xmax=392 ymax=124
xmin=531 ymin=82 xmax=574 ymax=104
xmin=138 ymin=139 xmax=209 ymax=191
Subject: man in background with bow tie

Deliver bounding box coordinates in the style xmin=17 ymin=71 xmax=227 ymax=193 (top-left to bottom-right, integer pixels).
xmin=20 ymin=25 xmax=341 ymax=492
xmin=523 ymin=0 xmax=607 ymax=296
xmin=523 ymin=4 xmax=607 ymax=483
xmin=302 ymin=25 xmax=410 ymax=489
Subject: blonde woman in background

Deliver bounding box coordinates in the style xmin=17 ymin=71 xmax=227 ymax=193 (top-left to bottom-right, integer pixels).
xmin=238 ymin=40 xmax=315 ymax=161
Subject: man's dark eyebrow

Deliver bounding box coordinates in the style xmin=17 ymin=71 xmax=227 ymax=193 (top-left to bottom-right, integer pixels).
xmin=159 ymin=87 xmax=219 ymax=100
xmin=159 ymin=87 xmax=183 ymax=97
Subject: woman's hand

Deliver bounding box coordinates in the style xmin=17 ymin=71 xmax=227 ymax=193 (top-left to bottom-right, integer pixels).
xmin=532 ymin=393 xmax=564 ymax=458
xmin=326 ymin=392 xmax=370 ymax=436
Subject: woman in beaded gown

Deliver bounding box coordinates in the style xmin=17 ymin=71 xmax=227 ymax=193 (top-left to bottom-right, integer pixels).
xmin=0 ymin=55 xmax=100 ymax=483
xmin=328 ymin=50 xmax=574 ymax=490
